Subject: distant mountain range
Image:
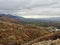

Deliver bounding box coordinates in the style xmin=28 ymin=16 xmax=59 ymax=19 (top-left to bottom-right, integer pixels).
xmin=22 ymin=17 xmax=60 ymax=23
xmin=0 ymin=14 xmax=23 ymax=19
xmin=45 ymin=17 xmax=60 ymax=21
xmin=0 ymin=14 xmax=60 ymax=23
xmin=0 ymin=14 xmax=23 ymax=23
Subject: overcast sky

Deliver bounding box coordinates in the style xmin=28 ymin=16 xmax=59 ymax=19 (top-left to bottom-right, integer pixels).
xmin=0 ymin=0 xmax=60 ymax=18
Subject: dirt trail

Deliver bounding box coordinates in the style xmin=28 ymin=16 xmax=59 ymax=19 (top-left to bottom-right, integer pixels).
xmin=22 ymin=33 xmax=56 ymax=45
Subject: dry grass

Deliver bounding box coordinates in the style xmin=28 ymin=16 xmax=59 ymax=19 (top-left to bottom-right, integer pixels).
xmin=0 ymin=21 xmax=51 ymax=45
xmin=32 ymin=38 xmax=60 ymax=45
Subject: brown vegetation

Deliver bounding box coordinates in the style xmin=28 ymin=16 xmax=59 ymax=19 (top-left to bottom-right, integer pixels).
xmin=0 ymin=15 xmax=22 ymax=23
xmin=0 ymin=21 xmax=51 ymax=45
xmin=0 ymin=15 xmax=60 ymax=45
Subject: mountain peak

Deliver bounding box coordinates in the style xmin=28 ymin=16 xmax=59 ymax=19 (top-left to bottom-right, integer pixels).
xmin=0 ymin=13 xmax=23 ymax=18
xmin=0 ymin=14 xmax=24 ymax=23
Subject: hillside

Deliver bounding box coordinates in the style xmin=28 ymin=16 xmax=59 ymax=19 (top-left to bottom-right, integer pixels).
xmin=0 ymin=21 xmax=52 ymax=45
xmin=0 ymin=14 xmax=60 ymax=45
xmin=32 ymin=38 xmax=60 ymax=45
xmin=0 ymin=14 xmax=23 ymax=24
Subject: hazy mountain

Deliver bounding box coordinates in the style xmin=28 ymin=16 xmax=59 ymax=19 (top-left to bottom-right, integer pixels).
xmin=23 ymin=17 xmax=60 ymax=22
xmin=0 ymin=14 xmax=60 ymax=23
xmin=0 ymin=14 xmax=23 ymax=19
xmin=46 ymin=17 xmax=60 ymax=21
xmin=0 ymin=14 xmax=24 ymax=23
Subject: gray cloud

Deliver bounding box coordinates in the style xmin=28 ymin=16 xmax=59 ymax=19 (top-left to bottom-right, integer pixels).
xmin=0 ymin=0 xmax=60 ymax=17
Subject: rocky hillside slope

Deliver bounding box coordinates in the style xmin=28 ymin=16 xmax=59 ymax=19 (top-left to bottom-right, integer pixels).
xmin=0 ymin=21 xmax=51 ymax=45
xmin=32 ymin=38 xmax=60 ymax=45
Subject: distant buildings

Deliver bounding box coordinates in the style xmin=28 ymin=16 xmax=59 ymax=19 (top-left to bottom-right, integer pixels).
xmin=49 ymin=27 xmax=60 ymax=32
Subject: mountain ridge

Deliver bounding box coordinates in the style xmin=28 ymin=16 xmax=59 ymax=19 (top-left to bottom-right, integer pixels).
xmin=0 ymin=14 xmax=24 ymax=24
xmin=0 ymin=14 xmax=60 ymax=23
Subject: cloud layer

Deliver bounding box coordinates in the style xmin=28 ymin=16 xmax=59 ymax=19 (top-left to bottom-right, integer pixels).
xmin=0 ymin=0 xmax=60 ymax=18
